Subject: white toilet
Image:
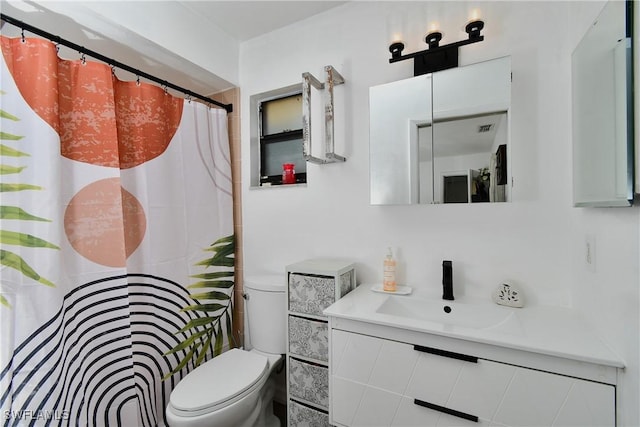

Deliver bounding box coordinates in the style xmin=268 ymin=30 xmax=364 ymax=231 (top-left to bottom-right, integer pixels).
xmin=166 ymin=275 xmax=286 ymax=427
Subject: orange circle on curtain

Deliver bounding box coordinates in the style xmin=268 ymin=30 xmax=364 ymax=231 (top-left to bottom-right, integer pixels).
xmin=64 ymin=178 xmax=146 ymax=267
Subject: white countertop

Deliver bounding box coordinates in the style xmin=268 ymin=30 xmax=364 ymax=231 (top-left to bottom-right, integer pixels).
xmin=324 ymin=283 xmax=625 ymax=369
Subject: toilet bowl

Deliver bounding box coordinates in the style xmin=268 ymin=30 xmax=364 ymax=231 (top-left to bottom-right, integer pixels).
xmin=166 ymin=275 xmax=286 ymax=427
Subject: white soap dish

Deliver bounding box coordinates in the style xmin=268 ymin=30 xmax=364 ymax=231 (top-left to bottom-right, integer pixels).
xmin=371 ymin=285 xmax=413 ymax=295
xmin=492 ymin=283 xmax=524 ymax=308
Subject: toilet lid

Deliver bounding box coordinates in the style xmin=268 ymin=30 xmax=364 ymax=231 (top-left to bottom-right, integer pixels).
xmin=169 ymin=348 xmax=268 ymax=413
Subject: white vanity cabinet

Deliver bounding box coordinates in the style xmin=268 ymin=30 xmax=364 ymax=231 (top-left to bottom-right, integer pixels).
xmin=286 ymin=259 xmax=356 ymax=427
xmin=329 ymin=328 xmax=616 ymax=427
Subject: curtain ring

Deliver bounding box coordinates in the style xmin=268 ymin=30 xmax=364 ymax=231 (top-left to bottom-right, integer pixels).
xmin=186 ymin=95 xmax=192 ymax=104
xmin=162 ymin=85 xmax=168 ymax=96
xmin=80 ymin=52 xmax=86 ymax=65
xmin=136 ymin=76 xmax=140 ymax=87
xmin=21 ymin=29 xmax=25 ymax=43
xmin=110 ymin=65 xmax=116 ymax=76
xmin=55 ymin=43 xmax=60 ymax=53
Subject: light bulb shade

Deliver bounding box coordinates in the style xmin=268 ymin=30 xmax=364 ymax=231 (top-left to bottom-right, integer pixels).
xmin=465 ymin=20 xmax=484 ymax=39
xmin=425 ymin=31 xmax=443 ymax=48
xmin=389 ymin=41 xmax=405 ymax=58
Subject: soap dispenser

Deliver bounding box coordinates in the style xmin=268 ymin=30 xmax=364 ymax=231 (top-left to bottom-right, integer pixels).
xmin=383 ymin=248 xmax=397 ymax=292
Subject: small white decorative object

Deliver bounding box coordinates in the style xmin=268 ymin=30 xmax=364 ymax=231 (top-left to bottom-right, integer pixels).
xmin=493 ymin=283 xmax=524 ymax=308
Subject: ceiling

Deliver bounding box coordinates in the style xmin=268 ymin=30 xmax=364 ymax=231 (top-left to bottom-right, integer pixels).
xmin=419 ymin=113 xmax=507 ymax=161
xmin=180 ymin=1 xmax=347 ymax=41
xmin=435 ymin=113 xmax=507 ymax=158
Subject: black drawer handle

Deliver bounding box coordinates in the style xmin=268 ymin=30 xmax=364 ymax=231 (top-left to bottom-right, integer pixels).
xmin=414 ymin=398 xmax=479 ymax=423
xmin=413 ymin=345 xmax=478 ymax=363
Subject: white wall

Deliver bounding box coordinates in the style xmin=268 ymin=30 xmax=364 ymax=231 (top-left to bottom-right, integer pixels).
xmin=240 ymin=2 xmax=639 ymax=426
xmin=568 ymin=2 xmax=640 ymax=425
xmin=240 ymin=0 xmax=576 ymax=305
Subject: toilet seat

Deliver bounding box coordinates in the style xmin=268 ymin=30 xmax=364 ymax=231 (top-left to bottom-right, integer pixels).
xmin=168 ymin=348 xmax=268 ymax=417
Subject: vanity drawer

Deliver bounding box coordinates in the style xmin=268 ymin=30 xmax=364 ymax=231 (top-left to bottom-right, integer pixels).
xmin=288 ymin=270 xmax=356 ymax=317
xmin=331 ymin=376 xmax=488 ymax=427
xmin=406 ymin=346 xmax=514 ymax=423
xmin=289 ymin=274 xmax=336 ymax=316
xmin=289 ymin=315 xmax=328 ymax=362
xmin=289 ymin=400 xmax=330 ymax=427
xmin=289 ymin=357 xmax=329 ymax=408
xmin=407 ymin=346 xmax=615 ymax=427
xmin=330 ymin=329 xmax=615 ymax=427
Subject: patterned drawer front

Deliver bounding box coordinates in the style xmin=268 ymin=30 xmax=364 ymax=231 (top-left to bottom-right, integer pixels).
xmin=289 ymin=357 xmax=329 ymax=408
xmin=339 ymin=270 xmax=356 ymax=298
xmin=289 ymin=316 xmax=328 ymax=361
xmin=289 ymin=400 xmax=330 ymax=427
xmin=289 ymin=274 xmax=335 ymax=316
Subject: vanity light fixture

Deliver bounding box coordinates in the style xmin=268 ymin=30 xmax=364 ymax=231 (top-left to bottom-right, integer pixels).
xmin=389 ymin=19 xmax=485 ymax=76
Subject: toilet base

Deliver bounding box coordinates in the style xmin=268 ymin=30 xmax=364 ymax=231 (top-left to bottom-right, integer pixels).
xmin=254 ymin=373 xmax=280 ymax=427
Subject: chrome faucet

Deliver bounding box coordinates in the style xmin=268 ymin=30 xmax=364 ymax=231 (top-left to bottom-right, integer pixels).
xmin=442 ymin=260 xmax=454 ymax=300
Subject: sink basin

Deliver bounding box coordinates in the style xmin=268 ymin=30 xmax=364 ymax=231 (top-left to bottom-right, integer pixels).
xmin=375 ymin=296 xmax=515 ymax=330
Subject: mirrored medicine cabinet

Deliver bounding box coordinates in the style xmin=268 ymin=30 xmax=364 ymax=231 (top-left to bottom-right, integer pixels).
xmin=572 ymin=0 xmax=635 ymax=207
xmin=370 ymin=56 xmax=511 ymax=205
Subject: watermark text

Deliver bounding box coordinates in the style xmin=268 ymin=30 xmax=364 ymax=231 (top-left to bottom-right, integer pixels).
xmin=3 ymin=410 xmax=70 ymax=421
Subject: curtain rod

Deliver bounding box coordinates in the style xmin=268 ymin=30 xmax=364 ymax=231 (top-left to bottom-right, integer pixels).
xmin=0 ymin=13 xmax=233 ymax=113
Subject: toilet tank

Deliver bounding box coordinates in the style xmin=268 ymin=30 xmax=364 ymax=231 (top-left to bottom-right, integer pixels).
xmin=244 ymin=275 xmax=286 ymax=355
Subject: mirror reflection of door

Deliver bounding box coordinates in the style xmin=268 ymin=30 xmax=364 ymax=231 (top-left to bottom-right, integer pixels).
xmin=412 ymin=122 xmax=433 ymax=203
xmin=432 ymin=112 xmax=508 ymax=203
xmin=431 ymin=56 xmax=511 ymax=204
xmin=443 ymin=175 xmax=469 ymax=203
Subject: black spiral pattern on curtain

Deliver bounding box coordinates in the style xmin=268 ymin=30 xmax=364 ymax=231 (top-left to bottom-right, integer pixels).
xmin=0 ymin=274 xmax=210 ymax=427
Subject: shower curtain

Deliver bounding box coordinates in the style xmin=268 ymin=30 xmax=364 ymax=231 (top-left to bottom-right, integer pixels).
xmin=0 ymin=36 xmax=234 ymax=426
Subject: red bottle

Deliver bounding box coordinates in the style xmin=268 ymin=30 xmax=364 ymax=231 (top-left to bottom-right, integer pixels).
xmin=282 ymin=163 xmax=296 ymax=184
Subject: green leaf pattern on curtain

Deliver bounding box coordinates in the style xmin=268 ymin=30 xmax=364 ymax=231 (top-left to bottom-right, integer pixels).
xmin=164 ymin=234 xmax=235 ymax=379
xmin=0 ymin=91 xmax=59 ymax=308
